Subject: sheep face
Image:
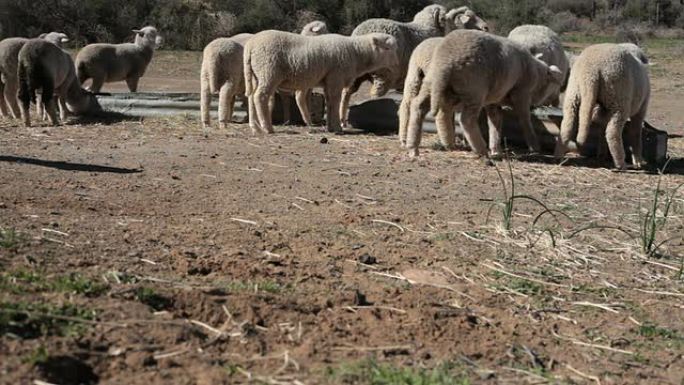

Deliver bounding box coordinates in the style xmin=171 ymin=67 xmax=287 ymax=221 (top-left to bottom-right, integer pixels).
xmin=133 ymin=26 xmax=162 ymax=49
xmin=68 ymin=89 xmax=101 ymax=115
xmin=445 ymin=7 xmax=489 ymax=33
xmin=532 ymin=60 xmax=565 ymax=106
xmin=367 ymin=34 xmax=399 ymax=97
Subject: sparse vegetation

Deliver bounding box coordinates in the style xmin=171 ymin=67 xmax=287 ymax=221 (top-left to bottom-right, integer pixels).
xmin=328 ymin=359 xmax=471 ymax=385
xmin=0 ymin=271 xmax=108 ymax=297
xmin=0 ymin=302 xmax=95 ymax=339
xmin=0 ymin=227 xmax=25 ymax=251
xmin=226 ymin=280 xmax=285 ymax=294
xmin=134 ymin=287 xmax=174 ymax=311
xmin=638 ymin=166 xmax=683 ymax=258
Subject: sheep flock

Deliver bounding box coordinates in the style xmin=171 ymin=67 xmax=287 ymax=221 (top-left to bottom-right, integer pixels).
xmin=0 ymin=5 xmax=656 ymax=170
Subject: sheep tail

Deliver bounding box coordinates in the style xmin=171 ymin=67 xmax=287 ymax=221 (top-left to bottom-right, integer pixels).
xmin=243 ymin=48 xmax=256 ymax=97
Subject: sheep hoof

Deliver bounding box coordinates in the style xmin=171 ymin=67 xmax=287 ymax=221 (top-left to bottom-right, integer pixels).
xmin=489 ymin=151 xmax=503 ymax=160
xmin=408 ymin=148 xmax=419 ymax=158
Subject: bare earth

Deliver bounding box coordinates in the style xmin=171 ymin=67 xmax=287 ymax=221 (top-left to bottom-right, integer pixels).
xmin=1 ymin=40 xmax=683 ymax=384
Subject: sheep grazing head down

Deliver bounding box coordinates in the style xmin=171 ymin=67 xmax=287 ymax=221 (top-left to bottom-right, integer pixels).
xmin=39 ymin=32 xmax=70 ymax=47
xmin=133 ymin=26 xmax=163 ymax=48
xmin=445 ymin=7 xmax=489 ymax=32
xmin=532 ymin=53 xmax=565 ymax=105
xmin=367 ymin=34 xmax=400 ymax=97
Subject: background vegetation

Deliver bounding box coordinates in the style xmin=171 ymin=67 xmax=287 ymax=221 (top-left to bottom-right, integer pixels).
xmin=1 ymin=0 xmax=683 ymax=49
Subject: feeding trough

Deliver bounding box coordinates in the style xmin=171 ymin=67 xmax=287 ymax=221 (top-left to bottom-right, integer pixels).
xmin=347 ymin=96 xmax=669 ymax=165
xmin=96 ymin=92 xmax=326 ymax=125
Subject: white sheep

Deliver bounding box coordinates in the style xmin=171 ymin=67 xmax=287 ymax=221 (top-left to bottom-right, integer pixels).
xmin=17 ymin=39 xmax=99 ymax=127
xmin=406 ymin=30 xmax=563 ymax=157
xmin=244 ymin=31 xmax=399 ymax=134
xmin=340 ymin=5 xmax=488 ymax=127
xmin=75 ymin=26 xmax=162 ymax=92
xmin=556 ymin=43 xmax=650 ymax=170
xmin=0 ymin=32 xmax=69 ymax=118
xmin=507 ymin=25 xmax=569 ymax=106
xmin=200 ymin=21 xmax=330 ymax=129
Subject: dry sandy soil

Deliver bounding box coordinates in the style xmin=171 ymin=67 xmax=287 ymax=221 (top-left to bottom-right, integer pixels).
xmin=1 ymin=38 xmax=683 ymax=384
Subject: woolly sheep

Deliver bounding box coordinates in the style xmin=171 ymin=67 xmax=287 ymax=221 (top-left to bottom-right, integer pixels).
xmin=0 ymin=32 xmax=69 ymax=118
xmin=556 ymin=43 xmax=650 ymax=170
xmin=406 ymin=30 xmax=563 ymax=157
xmin=340 ymin=5 xmax=488 ymax=127
xmin=17 ymin=39 xmax=99 ymax=127
xmin=75 ymin=26 xmax=162 ymax=92
xmin=507 ymin=25 xmax=569 ymax=106
xmin=200 ymin=21 xmax=330 ymax=129
xmin=244 ymin=31 xmax=399 ymax=134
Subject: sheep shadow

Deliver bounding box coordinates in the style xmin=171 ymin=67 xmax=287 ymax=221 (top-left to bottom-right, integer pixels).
xmin=513 ymin=152 xmax=684 ymax=175
xmin=66 ymin=111 xmax=141 ymax=126
xmin=0 ymin=155 xmax=142 ymax=174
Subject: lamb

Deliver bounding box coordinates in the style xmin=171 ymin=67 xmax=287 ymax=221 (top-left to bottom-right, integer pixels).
xmin=200 ymin=21 xmax=330 ymax=129
xmin=244 ymin=31 xmax=399 ymax=134
xmin=17 ymin=39 xmax=99 ymax=127
xmin=405 ymin=30 xmax=564 ymax=157
xmin=0 ymin=32 xmax=69 ymax=118
xmin=507 ymin=25 xmax=569 ymax=106
xmin=341 ymin=5 xmax=488 ymax=127
xmin=556 ymin=43 xmax=650 ymax=170
xmin=75 ymin=26 xmax=162 ymax=92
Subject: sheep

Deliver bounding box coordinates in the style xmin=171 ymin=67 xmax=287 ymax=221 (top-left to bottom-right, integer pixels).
xmin=556 ymin=43 xmax=650 ymax=170
xmin=0 ymin=32 xmax=69 ymax=118
xmin=200 ymin=21 xmax=330 ymax=129
xmin=340 ymin=5 xmax=488 ymax=127
xmin=244 ymin=31 xmax=399 ymax=134
xmin=17 ymin=39 xmax=99 ymax=127
xmin=397 ymin=37 xmax=442 ymax=147
xmin=405 ymin=30 xmax=564 ymax=158
xmin=75 ymin=26 xmax=162 ymax=92
xmin=507 ymin=25 xmax=569 ymax=106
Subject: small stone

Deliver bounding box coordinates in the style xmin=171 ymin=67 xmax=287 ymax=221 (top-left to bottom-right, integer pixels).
xmin=320 ymin=137 xmax=328 ymax=144
xmin=358 ymin=253 xmax=376 ymax=265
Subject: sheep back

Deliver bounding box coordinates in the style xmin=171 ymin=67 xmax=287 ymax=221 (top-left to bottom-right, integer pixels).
xmin=76 ymin=43 xmax=153 ymax=83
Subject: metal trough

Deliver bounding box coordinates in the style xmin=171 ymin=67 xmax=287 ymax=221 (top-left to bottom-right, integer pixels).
xmin=95 ymin=92 xmax=325 ymax=125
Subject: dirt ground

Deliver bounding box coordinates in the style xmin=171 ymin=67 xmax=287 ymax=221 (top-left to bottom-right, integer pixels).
xmin=1 ymin=39 xmax=683 ymax=385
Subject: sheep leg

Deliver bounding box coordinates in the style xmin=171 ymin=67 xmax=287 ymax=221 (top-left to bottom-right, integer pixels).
xmin=627 ymin=108 xmax=646 ymax=169
xmin=605 ymin=112 xmax=627 ymax=170
xmin=89 ymin=76 xmax=105 ymax=93
xmin=126 ymin=77 xmax=140 ymax=93
xmin=459 ymin=105 xmax=488 ymax=157
xmin=436 ymin=104 xmax=457 ymax=151
xmin=324 ymin=82 xmax=343 ymax=133
xmin=295 ymin=90 xmax=313 ymax=126
xmin=485 ymin=105 xmax=504 ymax=157
xmin=224 ymin=95 xmax=235 ymax=128
xmin=511 ymin=96 xmax=540 ymax=153
xmin=19 ymin=96 xmax=31 ymax=127
xmin=5 ymin=78 xmax=22 ymax=119
xmin=278 ymin=93 xmax=292 ymax=124
xmin=58 ymin=94 xmax=69 ymax=122
xmin=45 ymin=97 xmax=59 ymax=126
xmin=254 ymin=87 xmax=275 ymax=134
xmin=340 ymin=77 xmax=363 ymax=128
xmin=200 ymin=76 xmax=212 ymax=129
xmin=398 ymin=93 xmax=414 ymax=148
xmin=405 ymin=89 xmax=431 ymax=157
xmin=557 ymin=91 xmax=580 ymax=157
xmin=247 ymin=94 xmax=261 ymax=134
xmin=217 ymin=83 xmax=231 ymax=128
xmin=0 ymin=80 xmax=8 ymax=118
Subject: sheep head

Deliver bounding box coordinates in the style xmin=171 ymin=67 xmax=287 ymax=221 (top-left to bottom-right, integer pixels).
xmin=40 ymin=32 xmax=70 ymax=48
xmin=619 ymin=43 xmax=649 ymax=64
xmin=133 ymin=26 xmax=163 ymax=49
xmin=301 ymin=21 xmax=329 ymax=36
xmin=413 ymin=5 xmax=448 ymax=32
xmin=445 ymin=7 xmax=489 ymax=33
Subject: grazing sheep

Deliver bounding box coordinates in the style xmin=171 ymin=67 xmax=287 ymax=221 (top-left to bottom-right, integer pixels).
xmin=556 ymin=43 xmax=650 ymax=169
xmin=244 ymin=31 xmax=399 ymax=134
xmin=200 ymin=21 xmax=330 ymax=129
xmin=341 ymin=5 xmax=488 ymax=127
xmin=75 ymin=26 xmax=162 ymax=92
xmin=507 ymin=25 xmax=569 ymax=106
xmin=0 ymin=32 xmax=69 ymax=118
xmin=406 ymin=30 xmax=563 ymax=157
xmin=17 ymin=39 xmax=99 ymax=127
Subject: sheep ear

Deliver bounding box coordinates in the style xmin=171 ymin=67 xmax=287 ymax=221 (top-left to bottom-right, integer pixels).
xmin=312 ymin=25 xmax=322 ymax=33
xmin=458 ymin=14 xmax=472 ymax=25
xmin=548 ymin=65 xmax=564 ymax=84
xmin=38 ymin=33 xmax=47 ymax=39
xmin=535 ymin=53 xmax=544 ymax=60
xmin=372 ymin=36 xmax=392 ymax=50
